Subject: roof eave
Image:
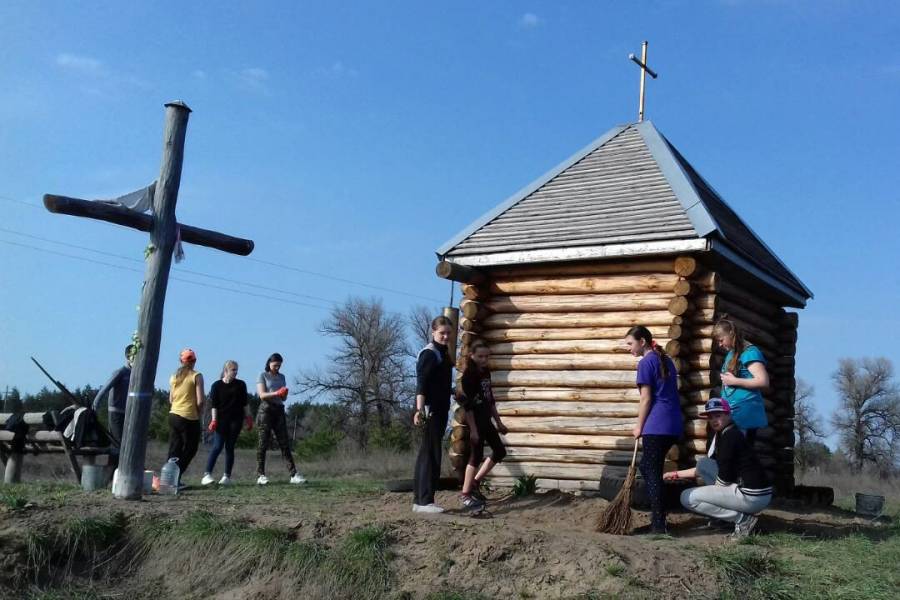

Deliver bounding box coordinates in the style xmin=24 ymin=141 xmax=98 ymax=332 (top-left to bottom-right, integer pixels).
xmin=444 ymin=238 xmax=709 ymax=267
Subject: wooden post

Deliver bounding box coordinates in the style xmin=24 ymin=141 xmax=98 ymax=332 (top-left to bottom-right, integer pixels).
xmin=113 ymin=102 xmax=190 ymax=500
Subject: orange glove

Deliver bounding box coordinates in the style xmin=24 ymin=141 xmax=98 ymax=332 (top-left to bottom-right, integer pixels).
xmin=207 ymin=419 xmax=218 ymax=433
xmin=276 ymin=387 xmax=289 ymax=399
xmin=245 ymin=415 xmax=254 ymax=431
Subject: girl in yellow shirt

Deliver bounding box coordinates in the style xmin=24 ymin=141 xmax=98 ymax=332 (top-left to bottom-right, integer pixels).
xmin=168 ymin=348 xmax=205 ymax=488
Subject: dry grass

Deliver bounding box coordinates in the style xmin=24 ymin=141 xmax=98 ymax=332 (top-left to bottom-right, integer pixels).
xmin=12 ymin=441 xmax=422 ymax=486
xmin=797 ymin=466 xmax=900 ymax=515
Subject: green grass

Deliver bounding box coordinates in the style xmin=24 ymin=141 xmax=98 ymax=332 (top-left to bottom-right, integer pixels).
xmin=512 ymin=474 xmax=537 ymax=497
xmin=706 ymin=522 xmax=900 ymax=600
xmin=604 ymin=563 xmax=625 ymax=577
xmin=1 ymin=487 xmax=29 ymax=510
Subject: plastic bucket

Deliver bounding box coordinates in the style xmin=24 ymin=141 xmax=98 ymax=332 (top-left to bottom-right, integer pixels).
xmin=855 ymin=492 xmax=885 ymax=517
xmin=81 ymin=464 xmax=107 ymax=492
xmin=143 ymin=470 xmax=154 ymax=494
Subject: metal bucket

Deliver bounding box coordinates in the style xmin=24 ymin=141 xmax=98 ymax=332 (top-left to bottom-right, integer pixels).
xmin=855 ymin=492 xmax=885 ymax=517
xmin=81 ymin=464 xmax=108 ymax=492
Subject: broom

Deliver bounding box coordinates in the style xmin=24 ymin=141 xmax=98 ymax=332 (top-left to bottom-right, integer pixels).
xmin=595 ymin=439 xmax=639 ymax=534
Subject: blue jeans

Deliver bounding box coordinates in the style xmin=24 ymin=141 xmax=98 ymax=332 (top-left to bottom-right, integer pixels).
xmin=205 ymin=419 xmax=243 ymax=476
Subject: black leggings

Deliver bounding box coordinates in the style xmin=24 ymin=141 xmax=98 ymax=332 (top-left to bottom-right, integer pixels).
xmin=639 ymin=434 xmax=677 ymax=531
xmin=468 ymin=416 xmax=506 ymax=467
xmin=168 ymin=413 xmax=201 ymax=482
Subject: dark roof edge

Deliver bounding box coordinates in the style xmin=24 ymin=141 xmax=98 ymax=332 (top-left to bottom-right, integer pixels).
xmin=635 ymin=121 xmax=718 ymax=237
xmin=435 ymin=124 xmax=631 ymax=257
xmin=710 ymin=238 xmax=809 ymax=307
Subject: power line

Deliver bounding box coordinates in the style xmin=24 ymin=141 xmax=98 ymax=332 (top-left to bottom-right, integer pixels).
xmin=0 ymin=238 xmax=335 ymax=311
xmin=246 ymin=256 xmax=444 ymax=303
xmin=1 ymin=193 xmax=444 ymax=304
xmin=0 ymin=226 xmax=341 ymax=307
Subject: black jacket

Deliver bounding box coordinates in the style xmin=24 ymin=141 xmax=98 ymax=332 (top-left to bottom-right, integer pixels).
xmin=711 ymin=423 xmax=772 ymax=495
xmin=415 ymin=342 xmax=452 ymax=414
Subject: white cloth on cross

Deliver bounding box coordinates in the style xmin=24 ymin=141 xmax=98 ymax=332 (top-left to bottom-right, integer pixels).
xmin=97 ymin=181 xmax=156 ymax=213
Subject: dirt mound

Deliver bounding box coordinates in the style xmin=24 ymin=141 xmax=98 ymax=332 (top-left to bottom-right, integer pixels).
xmin=0 ymin=481 xmax=889 ymax=599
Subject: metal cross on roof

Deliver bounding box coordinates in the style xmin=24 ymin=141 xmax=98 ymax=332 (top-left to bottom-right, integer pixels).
xmin=628 ymin=41 xmax=658 ymax=123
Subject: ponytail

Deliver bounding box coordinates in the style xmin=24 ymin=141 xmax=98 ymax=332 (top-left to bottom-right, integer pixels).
xmin=626 ymin=325 xmax=670 ymax=379
xmin=457 ymin=339 xmax=490 ymax=397
xmin=714 ymin=317 xmax=747 ymax=375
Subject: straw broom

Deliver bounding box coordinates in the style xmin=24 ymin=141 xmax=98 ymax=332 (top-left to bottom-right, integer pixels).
xmin=595 ymin=439 xmax=639 ymax=534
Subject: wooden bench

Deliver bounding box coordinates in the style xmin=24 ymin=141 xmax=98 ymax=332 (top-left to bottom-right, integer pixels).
xmin=0 ymin=411 xmax=115 ymax=484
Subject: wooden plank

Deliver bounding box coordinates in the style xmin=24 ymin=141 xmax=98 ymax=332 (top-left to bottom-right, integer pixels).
xmin=502 ymin=432 xmax=636 ymax=450
xmin=490 ymin=274 xmax=681 ymax=295
xmin=484 ymin=310 xmax=677 ymax=328
xmin=490 ymin=354 xmax=640 ymax=371
xmin=491 ymin=461 xmax=629 ymax=481
xmin=486 ymin=293 xmax=673 ymax=313
xmin=496 ymin=401 xmax=639 ymax=417
xmin=487 ymin=258 xmax=676 ymax=278
xmin=502 ymin=415 xmax=634 ymax=435
xmin=492 ymin=387 xmax=641 ymax=402
xmin=483 ymin=327 xmax=638 ymax=342
xmin=505 ymin=447 xmax=639 ymax=465
xmin=435 ymin=261 xmax=486 ymax=284
xmin=488 ymin=339 xmax=642 ymax=355
xmin=493 ymin=370 xmax=636 ymax=388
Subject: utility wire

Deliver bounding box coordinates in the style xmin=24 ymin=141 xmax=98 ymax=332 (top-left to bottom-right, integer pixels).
xmin=1 ymin=193 xmax=444 ymax=304
xmin=0 ymin=238 xmax=335 ymax=311
xmin=0 ymin=226 xmax=340 ymax=307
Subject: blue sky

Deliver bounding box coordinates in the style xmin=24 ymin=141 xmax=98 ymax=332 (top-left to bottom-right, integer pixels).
xmin=1 ymin=1 xmax=898 ymax=447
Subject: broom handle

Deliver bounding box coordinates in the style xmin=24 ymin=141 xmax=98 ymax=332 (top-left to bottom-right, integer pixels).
xmin=629 ymin=439 xmax=639 ymax=469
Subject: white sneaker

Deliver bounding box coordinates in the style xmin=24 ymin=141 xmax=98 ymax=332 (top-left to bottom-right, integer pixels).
xmin=257 ymin=475 xmax=269 ymax=486
xmin=412 ymin=503 xmax=445 ymax=514
xmin=290 ymin=473 xmax=307 ymax=484
xmin=218 ymin=475 xmax=232 ymax=486
xmin=201 ymin=473 xmax=215 ymax=486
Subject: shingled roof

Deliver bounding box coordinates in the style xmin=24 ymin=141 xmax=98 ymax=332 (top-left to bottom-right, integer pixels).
xmin=437 ymin=121 xmax=812 ymax=306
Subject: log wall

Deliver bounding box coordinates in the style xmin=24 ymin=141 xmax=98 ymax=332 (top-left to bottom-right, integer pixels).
xmin=457 ymin=254 xmax=799 ymax=494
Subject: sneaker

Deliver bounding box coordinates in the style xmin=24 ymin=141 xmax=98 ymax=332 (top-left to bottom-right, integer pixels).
xmin=470 ymin=482 xmax=487 ymax=503
xmin=257 ymin=475 xmax=269 ymax=486
xmin=412 ymin=503 xmax=445 ymax=514
xmin=218 ymin=475 xmax=232 ymax=486
xmin=200 ymin=473 xmax=215 ymax=486
xmin=730 ymin=514 xmax=759 ymax=539
xmin=289 ymin=473 xmax=307 ymax=485
xmin=460 ymin=494 xmax=485 ymax=511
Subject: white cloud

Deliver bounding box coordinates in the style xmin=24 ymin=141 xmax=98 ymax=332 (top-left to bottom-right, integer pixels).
xmin=55 ymin=53 xmax=104 ymax=75
xmin=316 ymin=60 xmax=359 ymax=79
xmin=232 ymin=67 xmax=271 ymax=94
xmin=519 ymin=13 xmax=540 ymax=28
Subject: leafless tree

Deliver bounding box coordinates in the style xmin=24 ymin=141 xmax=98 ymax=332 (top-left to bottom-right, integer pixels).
xmin=297 ymin=297 xmax=414 ymax=447
xmin=408 ymin=304 xmax=438 ymax=350
xmin=793 ymin=379 xmax=825 ymax=470
xmin=831 ymin=357 xmax=900 ymax=474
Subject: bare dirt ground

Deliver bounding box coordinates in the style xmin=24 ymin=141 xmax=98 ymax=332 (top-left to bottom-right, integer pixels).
xmin=1 ymin=445 xmax=896 ymax=599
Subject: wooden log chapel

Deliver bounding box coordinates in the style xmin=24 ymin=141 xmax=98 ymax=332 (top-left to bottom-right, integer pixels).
xmin=435 ymin=120 xmax=812 ymax=495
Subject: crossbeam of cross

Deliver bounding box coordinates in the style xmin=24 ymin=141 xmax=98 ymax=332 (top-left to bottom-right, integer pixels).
xmin=628 ymin=41 xmax=659 ymax=123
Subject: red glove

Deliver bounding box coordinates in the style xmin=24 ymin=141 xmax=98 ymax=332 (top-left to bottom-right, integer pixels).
xmin=245 ymin=415 xmax=254 ymax=431
xmin=207 ymin=419 xmax=218 ymax=433
xmin=277 ymin=387 xmax=289 ymax=399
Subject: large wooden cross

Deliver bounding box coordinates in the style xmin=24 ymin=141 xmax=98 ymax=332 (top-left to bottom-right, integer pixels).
xmin=43 ymin=101 xmax=254 ymax=500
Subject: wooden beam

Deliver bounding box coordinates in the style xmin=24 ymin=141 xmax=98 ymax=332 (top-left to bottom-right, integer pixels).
xmin=43 ymin=194 xmax=254 ymax=256
xmin=435 ymin=260 xmax=486 ymax=284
